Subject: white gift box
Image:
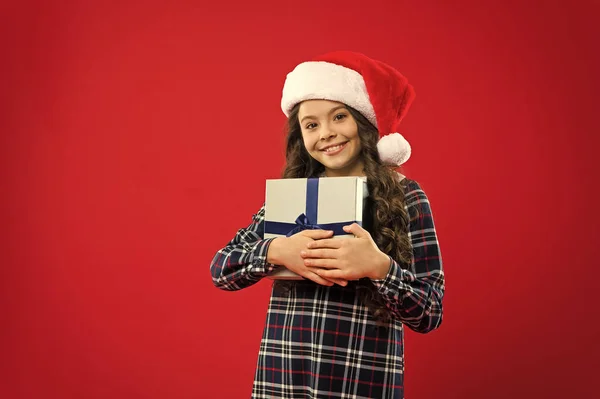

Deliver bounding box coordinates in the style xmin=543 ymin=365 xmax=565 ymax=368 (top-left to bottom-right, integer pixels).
xmin=263 ymin=176 xmax=369 ymax=280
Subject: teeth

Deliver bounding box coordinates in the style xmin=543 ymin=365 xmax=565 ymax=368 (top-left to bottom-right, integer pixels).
xmin=324 ymin=144 xmax=344 ymax=152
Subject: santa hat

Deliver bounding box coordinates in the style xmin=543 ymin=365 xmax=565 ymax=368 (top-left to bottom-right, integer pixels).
xmin=281 ymin=51 xmax=416 ymax=166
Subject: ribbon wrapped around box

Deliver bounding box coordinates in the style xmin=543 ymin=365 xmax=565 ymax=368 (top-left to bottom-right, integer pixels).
xmin=264 ymin=176 xmax=368 ymax=280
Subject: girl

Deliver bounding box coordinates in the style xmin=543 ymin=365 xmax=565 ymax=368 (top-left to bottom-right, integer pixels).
xmin=210 ymin=51 xmax=445 ymax=399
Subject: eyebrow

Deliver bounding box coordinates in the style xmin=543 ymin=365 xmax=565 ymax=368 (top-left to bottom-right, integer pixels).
xmin=300 ymin=105 xmax=347 ymax=124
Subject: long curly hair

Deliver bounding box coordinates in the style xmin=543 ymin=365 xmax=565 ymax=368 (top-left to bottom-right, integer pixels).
xmin=276 ymin=102 xmax=414 ymax=324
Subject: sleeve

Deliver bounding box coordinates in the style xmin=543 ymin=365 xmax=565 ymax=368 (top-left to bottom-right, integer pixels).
xmin=209 ymin=204 xmax=278 ymax=291
xmin=371 ymin=183 xmax=445 ymax=333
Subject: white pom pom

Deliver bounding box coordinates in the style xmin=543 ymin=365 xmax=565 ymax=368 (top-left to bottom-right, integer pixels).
xmin=377 ymin=133 xmax=411 ymax=166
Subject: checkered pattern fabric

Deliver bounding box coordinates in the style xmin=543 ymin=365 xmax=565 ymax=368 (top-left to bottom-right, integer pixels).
xmin=211 ymin=179 xmax=444 ymax=398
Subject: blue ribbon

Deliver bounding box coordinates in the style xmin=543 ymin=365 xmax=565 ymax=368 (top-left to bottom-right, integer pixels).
xmin=265 ymin=178 xmax=358 ymax=237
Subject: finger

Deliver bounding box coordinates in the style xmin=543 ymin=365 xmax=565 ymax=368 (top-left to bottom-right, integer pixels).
xmin=300 ymin=248 xmax=337 ymax=259
xmin=306 ymin=267 xmax=347 ymax=286
xmin=325 ymin=277 xmax=348 ymax=287
xmin=343 ymin=223 xmax=368 ymax=238
xmin=306 ymin=238 xmax=342 ymax=249
xmin=302 ymin=270 xmax=334 ymax=287
xmin=315 ymin=269 xmax=348 ymax=280
xmin=301 ymin=229 xmax=334 ymax=240
xmin=304 ymin=258 xmax=336 ymax=269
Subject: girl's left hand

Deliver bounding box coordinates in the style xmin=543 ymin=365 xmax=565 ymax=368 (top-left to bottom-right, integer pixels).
xmin=300 ymin=223 xmax=391 ymax=282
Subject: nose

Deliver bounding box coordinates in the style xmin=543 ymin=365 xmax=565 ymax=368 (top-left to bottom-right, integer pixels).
xmin=319 ymin=124 xmax=336 ymax=141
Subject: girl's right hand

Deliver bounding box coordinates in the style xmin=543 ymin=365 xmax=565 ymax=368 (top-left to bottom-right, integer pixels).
xmin=267 ymin=231 xmax=348 ymax=287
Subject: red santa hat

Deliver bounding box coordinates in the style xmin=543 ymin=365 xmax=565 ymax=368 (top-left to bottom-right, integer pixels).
xmin=281 ymin=51 xmax=416 ymax=166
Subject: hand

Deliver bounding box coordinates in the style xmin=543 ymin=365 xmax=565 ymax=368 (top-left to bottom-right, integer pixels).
xmin=267 ymin=230 xmax=349 ymax=287
xmin=300 ymin=223 xmax=392 ymax=281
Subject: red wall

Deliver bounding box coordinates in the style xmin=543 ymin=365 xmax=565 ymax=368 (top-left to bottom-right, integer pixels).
xmin=2 ymin=1 xmax=598 ymax=398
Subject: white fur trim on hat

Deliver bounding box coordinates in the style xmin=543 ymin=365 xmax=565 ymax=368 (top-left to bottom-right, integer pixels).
xmin=377 ymin=133 xmax=411 ymax=166
xmin=281 ymin=61 xmax=378 ymax=128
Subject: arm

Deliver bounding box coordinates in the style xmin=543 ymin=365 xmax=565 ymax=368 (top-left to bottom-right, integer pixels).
xmin=210 ymin=204 xmax=277 ymax=291
xmin=371 ymin=184 xmax=445 ymax=333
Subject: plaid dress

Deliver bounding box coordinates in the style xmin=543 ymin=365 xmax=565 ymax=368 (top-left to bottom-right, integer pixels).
xmin=210 ymin=178 xmax=444 ymax=398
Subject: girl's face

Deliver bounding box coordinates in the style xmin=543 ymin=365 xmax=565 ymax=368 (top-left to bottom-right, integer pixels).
xmin=298 ymin=99 xmax=364 ymax=177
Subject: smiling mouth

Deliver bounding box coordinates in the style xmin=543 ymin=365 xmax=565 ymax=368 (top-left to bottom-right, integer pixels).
xmin=321 ymin=142 xmax=348 ymax=153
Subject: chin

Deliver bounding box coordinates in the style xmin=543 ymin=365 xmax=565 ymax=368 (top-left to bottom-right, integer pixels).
xmin=324 ymin=162 xmax=354 ymax=172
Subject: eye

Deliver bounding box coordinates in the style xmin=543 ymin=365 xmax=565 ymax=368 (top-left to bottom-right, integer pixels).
xmin=334 ymin=113 xmax=347 ymax=121
xmin=305 ymin=122 xmax=317 ymax=129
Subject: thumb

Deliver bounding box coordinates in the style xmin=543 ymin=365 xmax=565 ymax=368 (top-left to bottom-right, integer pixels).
xmin=343 ymin=223 xmax=368 ymax=238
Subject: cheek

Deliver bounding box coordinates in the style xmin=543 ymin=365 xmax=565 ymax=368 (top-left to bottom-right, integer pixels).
xmin=349 ymin=130 xmax=362 ymax=150
xmin=301 ymin=133 xmax=316 ymax=151
xmin=344 ymin=122 xmax=359 ymax=139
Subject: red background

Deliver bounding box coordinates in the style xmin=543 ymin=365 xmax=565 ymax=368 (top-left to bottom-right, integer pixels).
xmin=2 ymin=1 xmax=599 ymax=398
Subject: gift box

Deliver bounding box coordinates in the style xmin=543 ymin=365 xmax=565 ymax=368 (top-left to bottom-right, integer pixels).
xmin=264 ymin=176 xmax=369 ymax=280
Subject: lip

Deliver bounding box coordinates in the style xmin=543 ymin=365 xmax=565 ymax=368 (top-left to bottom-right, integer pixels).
xmin=319 ymin=142 xmax=348 ymax=154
